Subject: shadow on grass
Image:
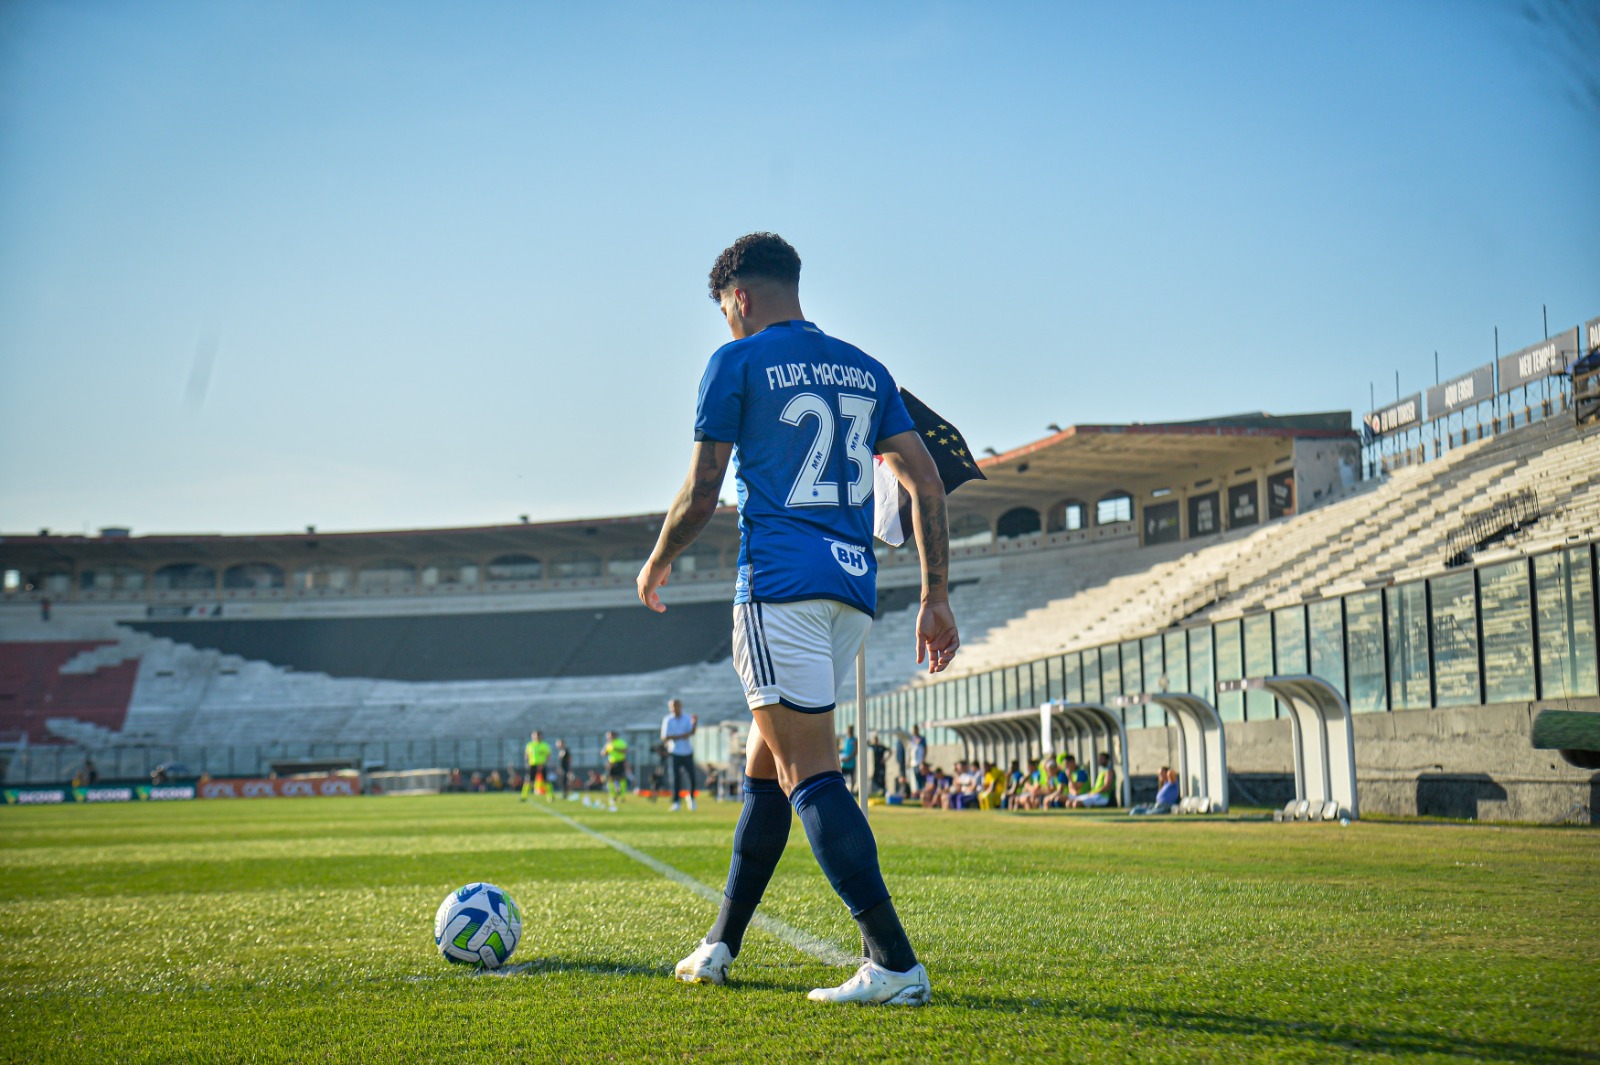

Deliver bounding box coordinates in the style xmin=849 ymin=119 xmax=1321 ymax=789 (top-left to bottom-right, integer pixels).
xmin=942 ymin=991 xmax=1600 ymax=1063
xmin=474 ymin=956 xmax=810 ymax=993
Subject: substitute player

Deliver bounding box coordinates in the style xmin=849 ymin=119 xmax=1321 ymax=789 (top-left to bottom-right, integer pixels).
xmin=602 ymin=730 xmax=629 ymax=812
xmin=521 ymin=729 xmax=552 ymax=803
xmin=637 ymin=232 xmax=958 ymax=1006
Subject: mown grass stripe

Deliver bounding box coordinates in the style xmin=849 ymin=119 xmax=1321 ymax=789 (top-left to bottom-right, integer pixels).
xmin=535 ymin=805 xmax=855 ymax=968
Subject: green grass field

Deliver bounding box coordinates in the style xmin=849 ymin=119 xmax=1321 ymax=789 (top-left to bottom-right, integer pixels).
xmin=2 ymin=794 xmax=1597 ymax=1064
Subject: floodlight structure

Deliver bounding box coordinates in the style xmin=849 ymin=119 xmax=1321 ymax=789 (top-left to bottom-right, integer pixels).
xmin=1114 ymin=692 xmax=1229 ymax=813
xmin=1219 ymin=674 xmax=1358 ymax=820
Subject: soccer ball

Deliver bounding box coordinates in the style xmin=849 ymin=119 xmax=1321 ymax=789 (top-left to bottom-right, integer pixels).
xmin=434 ymin=882 xmax=522 ymax=968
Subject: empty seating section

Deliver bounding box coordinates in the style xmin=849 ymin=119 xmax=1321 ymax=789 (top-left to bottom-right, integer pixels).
xmin=0 ymin=641 xmax=138 ymax=743
xmin=130 ymin=600 xmax=736 ymax=681
xmin=864 ymin=418 xmax=1598 ymax=687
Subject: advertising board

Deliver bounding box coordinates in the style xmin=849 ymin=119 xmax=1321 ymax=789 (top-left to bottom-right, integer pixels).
xmin=1425 ymin=364 xmax=1493 ymax=419
xmin=1187 ymin=492 xmax=1220 ymax=537
xmin=3 ymin=788 xmax=69 ymax=805
xmin=74 ymin=786 xmax=137 ymax=803
xmin=1363 ymin=394 xmax=1422 ymax=437
xmin=1143 ymin=501 xmax=1180 ymax=545
xmin=140 ymin=784 xmax=197 ymax=801
xmin=1227 ymin=482 xmax=1260 ymax=529
xmin=1267 ymin=470 xmax=1295 ymax=520
xmin=198 ymin=776 xmax=362 ymax=799
xmin=1498 ymin=329 xmax=1580 ymax=392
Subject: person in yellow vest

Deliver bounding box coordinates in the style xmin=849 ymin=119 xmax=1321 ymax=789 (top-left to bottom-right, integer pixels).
xmin=976 ymin=761 xmax=1006 ymax=810
xmin=521 ymin=730 xmax=552 ymax=802
xmin=1064 ymin=751 xmax=1116 ymax=808
xmin=603 ymin=730 xmax=629 ymax=812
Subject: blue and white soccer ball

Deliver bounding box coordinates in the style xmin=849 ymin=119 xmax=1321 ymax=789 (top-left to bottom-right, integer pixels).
xmin=434 ymin=882 xmax=522 ymax=968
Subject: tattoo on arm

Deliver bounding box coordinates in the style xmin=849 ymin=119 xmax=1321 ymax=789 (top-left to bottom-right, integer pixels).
xmin=915 ymin=489 xmax=950 ymax=596
xmin=655 ymin=444 xmax=727 ymax=563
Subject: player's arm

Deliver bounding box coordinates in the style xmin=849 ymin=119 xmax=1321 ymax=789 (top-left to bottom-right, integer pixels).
xmin=876 ymin=430 xmax=959 ymax=673
xmin=638 ymin=440 xmax=733 ymax=613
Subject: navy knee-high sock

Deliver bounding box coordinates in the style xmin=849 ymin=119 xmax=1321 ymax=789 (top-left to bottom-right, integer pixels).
xmin=706 ymin=776 xmax=790 ymax=956
xmin=791 ymin=771 xmax=918 ymax=973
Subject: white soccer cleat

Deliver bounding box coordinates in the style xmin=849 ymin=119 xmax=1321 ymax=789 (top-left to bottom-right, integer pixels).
xmin=608 ymin=802 xmax=618 ymax=812
xmin=807 ymin=960 xmax=931 ymax=1006
xmin=674 ymin=940 xmax=734 ymax=985
xmin=687 ymin=797 xmax=696 ymax=811
xmin=670 ymin=801 xmax=681 ymax=812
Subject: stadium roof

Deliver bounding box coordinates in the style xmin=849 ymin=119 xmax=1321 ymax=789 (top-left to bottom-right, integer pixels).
xmin=1 ymin=411 xmax=1354 ymax=565
xmin=955 ymin=411 xmax=1355 ymax=510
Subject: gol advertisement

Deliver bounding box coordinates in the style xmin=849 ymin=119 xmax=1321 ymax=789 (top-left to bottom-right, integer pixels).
xmin=198 ymin=775 xmax=362 ymax=799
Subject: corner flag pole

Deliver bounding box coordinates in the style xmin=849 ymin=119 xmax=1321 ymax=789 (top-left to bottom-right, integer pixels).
xmin=855 ymin=648 xmax=869 ymax=815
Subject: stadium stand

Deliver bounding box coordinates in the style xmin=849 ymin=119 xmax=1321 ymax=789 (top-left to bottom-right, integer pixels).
xmin=0 ymin=640 xmax=137 ymax=744
xmin=895 ymin=413 xmax=1599 ymax=685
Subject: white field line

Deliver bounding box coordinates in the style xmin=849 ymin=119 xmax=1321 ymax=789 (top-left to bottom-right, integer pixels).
xmin=534 ymin=805 xmax=855 ymax=969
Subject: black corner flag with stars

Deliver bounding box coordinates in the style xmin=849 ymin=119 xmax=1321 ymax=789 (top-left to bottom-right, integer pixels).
xmin=872 ymin=388 xmax=986 ymax=546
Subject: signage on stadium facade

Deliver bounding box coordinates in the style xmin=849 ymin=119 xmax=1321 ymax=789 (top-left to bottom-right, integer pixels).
xmin=1425 ymin=364 xmax=1493 ymax=420
xmin=1187 ymin=492 xmax=1220 ymax=537
xmin=198 ymin=775 xmax=362 ymax=799
xmin=1498 ymin=328 xmax=1579 ymax=392
xmin=1143 ymin=502 xmax=1180 ymax=546
xmin=146 ymin=603 xmax=224 ymax=619
xmin=1363 ymin=394 xmax=1421 ymax=437
xmin=1227 ymin=483 xmax=1259 ymax=529
xmin=1267 ymin=470 xmax=1295 ymax=520
xmin=1587 ymin=316 xmax=1600 ymax=354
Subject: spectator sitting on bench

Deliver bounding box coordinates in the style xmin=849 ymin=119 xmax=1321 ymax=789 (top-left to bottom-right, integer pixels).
xmin=944 ymin=762 xmax=979 ymax=810
xmin=919 ymin=766 xmax=948 ymax=808
xmin=1055 ymin=754 xmax=1089 ymax=805
xmin=1016 ymin=759 xmax=1053 ymax=811
xmin=977 ymin=761 xmax=1005 ymax=810
xmin=1130 ymin=766 xmax=1181 ymax=815
xmin=1000 ymin=760 xmax=1025 ymax=809
xmin=1065 ymin=752 xmax=1117 ymax=808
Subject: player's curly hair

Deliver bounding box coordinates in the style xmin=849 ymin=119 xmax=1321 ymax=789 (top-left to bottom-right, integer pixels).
xmin=708 ymin=232 xmax=801 ymax=301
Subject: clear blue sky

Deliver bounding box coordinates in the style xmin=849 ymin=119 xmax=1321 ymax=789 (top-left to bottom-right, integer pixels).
xmin=1 ymin=0 xmax=1595 ymax=535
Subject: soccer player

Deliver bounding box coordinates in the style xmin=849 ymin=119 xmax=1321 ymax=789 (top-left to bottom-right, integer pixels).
xmin=521 ymin=730 xmax=551 ymax=803
xmin=602 ymin=730 xmax=629 ymax=812
xmin=637 ymin=232 xmax=958 ymax=1006
xmin=661 ymin=699 xmax=699 ymax=811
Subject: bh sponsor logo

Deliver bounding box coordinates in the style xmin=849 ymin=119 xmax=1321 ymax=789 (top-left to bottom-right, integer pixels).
xmin=828 ymin=539 xmax=870 ymax=577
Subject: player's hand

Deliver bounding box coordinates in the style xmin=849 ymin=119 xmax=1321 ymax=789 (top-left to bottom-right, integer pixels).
xmin=637 ymin=557 xmax=672 ymax=613
xmin=915 ymin=599 xmax=959 ymax=674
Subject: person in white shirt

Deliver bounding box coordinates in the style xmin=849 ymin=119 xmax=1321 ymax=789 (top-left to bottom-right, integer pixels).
xmin=661 ymin=698 xmax=699 ymax=811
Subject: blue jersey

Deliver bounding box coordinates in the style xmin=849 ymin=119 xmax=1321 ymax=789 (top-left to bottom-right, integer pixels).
xmin=694 ymin=320 xmax=914 ymax=616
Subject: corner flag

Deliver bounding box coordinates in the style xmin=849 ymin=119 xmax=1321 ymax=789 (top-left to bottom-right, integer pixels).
xmin=873 ymin=389 xmax=986 ymax=547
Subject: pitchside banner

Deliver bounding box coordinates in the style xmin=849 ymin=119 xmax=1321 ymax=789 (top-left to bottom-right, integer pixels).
xmin=199 ymin=775 xmax=361 ymax=799
xmin=1426 ymin=364 xmax=1493 ymax=420
xmin=1498 ymin=328 xmax=1580 ymax=392
xmin=1364 ymin=393 xmax=1421 ymax=437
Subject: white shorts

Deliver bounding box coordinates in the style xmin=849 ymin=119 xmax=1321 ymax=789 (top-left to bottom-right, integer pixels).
xmin=732 ymin=599 xmax=872 ymax=713
xmin=1077 ymin=792 xmax=1111 ymax=807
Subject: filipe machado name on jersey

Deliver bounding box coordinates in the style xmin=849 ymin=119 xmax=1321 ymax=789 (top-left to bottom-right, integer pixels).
xmin=765 ymin=362 xmax=879 ymax=392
